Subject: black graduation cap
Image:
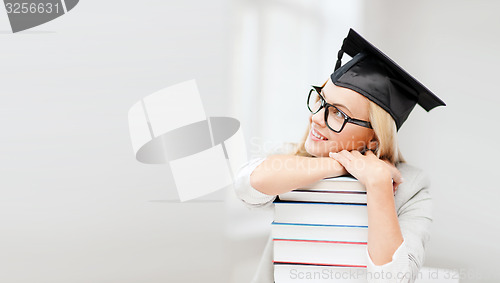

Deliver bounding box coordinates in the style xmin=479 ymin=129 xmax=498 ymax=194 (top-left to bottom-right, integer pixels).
xmin=330 ymin=29 xmax=446 ymax=130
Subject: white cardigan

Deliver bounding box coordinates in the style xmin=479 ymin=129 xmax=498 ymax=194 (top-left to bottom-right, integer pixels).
xmin=233 ymin=143 xmax=432 ymax=283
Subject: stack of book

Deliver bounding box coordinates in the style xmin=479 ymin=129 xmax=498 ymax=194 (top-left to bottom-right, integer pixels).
xmin=272 ymin=176 xmax=369 ymax=282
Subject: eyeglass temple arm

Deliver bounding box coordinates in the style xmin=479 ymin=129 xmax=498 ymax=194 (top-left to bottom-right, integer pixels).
xmin=347 ymin=118 xmax=372 ymax=129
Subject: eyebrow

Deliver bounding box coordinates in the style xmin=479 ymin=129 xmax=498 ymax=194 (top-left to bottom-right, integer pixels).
xmin=321 ymin=90 xmax=353 ymax=116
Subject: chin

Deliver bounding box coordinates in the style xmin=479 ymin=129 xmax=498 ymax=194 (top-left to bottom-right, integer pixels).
xmin=304 ymin=138 xmax=328 ymax=157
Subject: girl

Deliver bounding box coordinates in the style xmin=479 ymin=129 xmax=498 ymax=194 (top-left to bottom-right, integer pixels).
xmin=234 ymin=29 xmax=445 ymax=283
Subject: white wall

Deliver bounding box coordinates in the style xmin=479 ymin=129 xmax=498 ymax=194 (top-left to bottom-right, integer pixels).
xmin=0 ymin=1 xmax=236 ymax=282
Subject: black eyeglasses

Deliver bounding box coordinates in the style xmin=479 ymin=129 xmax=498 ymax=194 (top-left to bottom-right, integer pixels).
xmin=307 ymin=85 xmax=373 ymax=133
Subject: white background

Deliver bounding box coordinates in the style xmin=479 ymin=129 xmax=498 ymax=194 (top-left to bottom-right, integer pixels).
xmin=1 ymin=0 xmax=499 ymax=282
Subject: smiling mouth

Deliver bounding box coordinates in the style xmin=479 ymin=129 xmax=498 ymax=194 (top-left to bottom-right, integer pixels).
xmin=311 ymin=128 xmax=328 ymax=140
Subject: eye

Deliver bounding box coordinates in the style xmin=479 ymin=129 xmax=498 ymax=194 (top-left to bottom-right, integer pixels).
xmin=330 ymin=107 xmax=344 ymax=118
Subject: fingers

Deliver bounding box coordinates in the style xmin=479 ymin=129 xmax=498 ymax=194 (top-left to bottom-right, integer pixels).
xmin=330 ymin=150 xmax=366 ymax=175
xmin=382 ymin=160 xmax=403 ymax=192
xmin=339 ymin=150 xmax=354 ymax=161
xmin=364 ymin=150 xmax=379 ymax=160
xmin=330 ymin=150 xmax=353 ymax=161
xmin=384 ymin=160 xmax=403 ymax=185
xmin=365 ymin=150 xmax=375 ymax=156
xmin=375 ymin=159 xmax=403 ymax=193
xmin=350 ymin=150 xmax=363 ymax=158
xmin=331 ymin=149 xmax=405 ymax=195
xmin=329 ymin=151 xmax=350 ymax=168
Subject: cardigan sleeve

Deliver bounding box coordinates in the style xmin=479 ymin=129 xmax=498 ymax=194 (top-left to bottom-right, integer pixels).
xmin=365 ymin=170 xmax=433 ymax=283
xmin=233 ymin=142 xmax=297 ymax=209
xmin=233 ymin=156 xmax=277 ymax=210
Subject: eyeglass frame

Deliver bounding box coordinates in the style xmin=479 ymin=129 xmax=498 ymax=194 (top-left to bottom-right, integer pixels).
xmin=307 ymin=85 xmax=373 ymax=133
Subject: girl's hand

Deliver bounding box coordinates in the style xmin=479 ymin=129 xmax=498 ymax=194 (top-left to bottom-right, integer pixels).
xmin=329 ymin=150 xmax=403 ymax=193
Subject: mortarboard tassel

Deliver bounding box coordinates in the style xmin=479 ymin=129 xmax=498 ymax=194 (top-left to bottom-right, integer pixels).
xmin=334 ymin=48 xmax=344 ymax=71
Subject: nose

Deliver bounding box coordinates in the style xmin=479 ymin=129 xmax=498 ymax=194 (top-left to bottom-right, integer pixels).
xmin=311 ymin=107 xmax=327 ymax=128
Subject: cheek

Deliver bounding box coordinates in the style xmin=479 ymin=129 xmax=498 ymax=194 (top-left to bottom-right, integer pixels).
xmin=326 ymin=128 xmax=369 ymax=151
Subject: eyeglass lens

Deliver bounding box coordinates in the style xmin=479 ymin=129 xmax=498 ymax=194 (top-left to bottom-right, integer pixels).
xmin=308 ymin=89 xmax=346 ymax=132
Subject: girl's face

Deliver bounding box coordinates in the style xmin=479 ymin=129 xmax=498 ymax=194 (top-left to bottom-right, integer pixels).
xmin=305 ymin=78 xmax=376 ymax=157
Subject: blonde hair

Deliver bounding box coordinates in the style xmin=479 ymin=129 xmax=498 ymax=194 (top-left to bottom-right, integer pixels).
xmin=292 ymin=80 xmax=405 ymax=164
